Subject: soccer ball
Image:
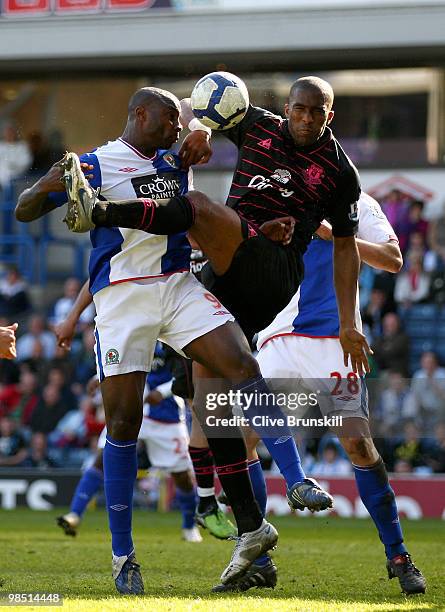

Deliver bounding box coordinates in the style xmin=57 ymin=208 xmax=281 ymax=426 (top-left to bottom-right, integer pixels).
xmin=190 ymin=71 xmax=249 ymax=131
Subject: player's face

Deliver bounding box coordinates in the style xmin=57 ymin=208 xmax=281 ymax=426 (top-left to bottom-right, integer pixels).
xmin=140 ymin=102 xmax=182 ymax=149
xmin=285 ymin=88 xmax=334 ymax=147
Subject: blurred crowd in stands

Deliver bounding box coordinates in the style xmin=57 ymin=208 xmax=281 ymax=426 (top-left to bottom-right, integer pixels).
xmin=1 ymin=122 xmax=445 ymax=476
xmin=0 ymin=122 xmax=65 ymax=191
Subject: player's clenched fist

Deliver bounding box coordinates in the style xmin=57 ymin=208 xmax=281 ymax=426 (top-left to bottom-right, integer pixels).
xmin=0 ymin=323 xmax=18 ymax=359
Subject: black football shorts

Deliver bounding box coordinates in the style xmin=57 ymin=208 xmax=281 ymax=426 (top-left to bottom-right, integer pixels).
xmin=201 ymin=221 xmax=304 ymax=344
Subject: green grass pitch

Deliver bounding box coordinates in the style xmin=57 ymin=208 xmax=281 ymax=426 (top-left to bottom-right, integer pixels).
xmin=0 ymin=509 xmax=443 ymax=611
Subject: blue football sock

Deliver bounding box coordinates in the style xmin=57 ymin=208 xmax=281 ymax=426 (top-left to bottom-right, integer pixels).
xmin=354 ymin=459 xmax=407 ymax=559
xmin=248 ymin=459 xmax=267 ymax=516
xmin=176 ymin=486 xmax=197 ymax=529
xmin=237 ymin=376 xmax=306 ymax=487
xmin=249 ymin=459 xmax=269 ymax=566
xmin=70 ymin=466 xmax=103 ymax=517
xmin=103 ymin=435 xmax=138 ymax=558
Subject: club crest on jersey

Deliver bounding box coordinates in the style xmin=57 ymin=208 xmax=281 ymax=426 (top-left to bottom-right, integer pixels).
xmin=303 ymin=163 xmax=325 ymax=187
xmin=271 ymin=169 xmax=291 ymax=184
xmin=258 ymin=138 xmax=272 ymax=149
xmin=163 ymin=153 xmax=178 ymax=168
xmin=105 ymin=348 xmax=120 ymax=365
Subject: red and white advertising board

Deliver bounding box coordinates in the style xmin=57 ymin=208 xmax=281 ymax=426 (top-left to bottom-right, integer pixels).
xmin=262 ymin=475 xmax=445 ymax=519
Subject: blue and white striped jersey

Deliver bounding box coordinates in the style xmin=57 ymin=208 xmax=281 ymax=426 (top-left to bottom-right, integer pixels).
xmin=51 ymin=138 xmax=193 ymax=295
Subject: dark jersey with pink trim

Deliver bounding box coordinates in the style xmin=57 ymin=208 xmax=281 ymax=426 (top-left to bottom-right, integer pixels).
xmin=223 ymin=106 xmax=360 ymax=248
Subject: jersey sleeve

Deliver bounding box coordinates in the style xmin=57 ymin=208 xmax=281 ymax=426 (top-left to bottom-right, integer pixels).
xmin=47 ymin=152 xmax=102 ymax=207
xmin=222 ymin=105 xmax=275 ymax=148
xmin=328 ymin=164 xmax=361 ymax=238
xmin=357 ymin=193 xmax=398 ymax=244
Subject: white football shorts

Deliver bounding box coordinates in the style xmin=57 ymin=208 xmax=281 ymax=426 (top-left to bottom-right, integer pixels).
xmin=256 ymin=335 xmax=368 ymax=419
xmin=98 ymin=418 xmax=192 ymax=473
xmin=93 ymin=272 xmax=234 ymax=379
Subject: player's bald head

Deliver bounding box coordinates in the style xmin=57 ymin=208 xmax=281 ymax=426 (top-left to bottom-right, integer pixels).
xmin=289 ymin=77 xmax=334 ymax=110
xmin=128 ymin=87 xmax=181 ymax=116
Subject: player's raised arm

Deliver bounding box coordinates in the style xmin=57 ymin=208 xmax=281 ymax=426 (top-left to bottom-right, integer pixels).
xmin=15 ymin=158 xmax=67 ymax=222
xmin=334 ymin=235 xmax=372 ymax=375
xmin=355 ymin=194 xmax=403 ymax=273
xmin=178 ymin=98 xmax=212 ymax=169
xmin=317 ymin=220 xmax=402 ymax=273
xmin=16 ymin=156 xmax=94 ymax=222
xmin=356 ymin=239 xmax=402 ymax=273
xmin=54 ymin=280 xmax=93 ymax=350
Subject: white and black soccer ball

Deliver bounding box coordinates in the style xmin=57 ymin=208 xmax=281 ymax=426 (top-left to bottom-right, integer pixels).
xmin=190 ymin=71 xmax=249 ymax=131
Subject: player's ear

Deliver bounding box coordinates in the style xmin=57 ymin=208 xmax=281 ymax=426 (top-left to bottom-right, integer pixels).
xmin=284 ymin=102 xmax=290 ymax=118
xmin=135 ymin=105 xmax=147 ymax=122
xmin=327 ymin=110 xmax=334 ymax=125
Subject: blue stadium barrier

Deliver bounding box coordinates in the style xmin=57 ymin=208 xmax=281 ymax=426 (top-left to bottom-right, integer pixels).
xmin=404 ymin=319 xmax=436 ymax=338
xmin=0 ymin=234 xmax=35 ymax=282
xmin=1 ymin=176 xmax=89 ymax=285
xmin=37 ymin=237 xmax=88 ymax=285
xmin=404 ymin=304 xmax=438 ymax=320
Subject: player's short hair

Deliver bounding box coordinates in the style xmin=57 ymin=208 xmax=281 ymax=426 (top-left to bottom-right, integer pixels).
xmin=128 ymin=87 xmax=181 ymax=115
xmin=289 ymin=77 xmax=334 ymax=109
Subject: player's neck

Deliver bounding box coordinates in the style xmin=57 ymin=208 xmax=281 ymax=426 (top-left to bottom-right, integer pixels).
xmin=120 ymin=129 xmax=157 ymax=158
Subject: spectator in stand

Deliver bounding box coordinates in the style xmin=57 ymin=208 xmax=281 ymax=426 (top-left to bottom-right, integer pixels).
xmin=311 ymin=442 xmax=352 ymax=476
xmin=380 ymin=189 xmax=409 ymax=231
xmin=83 ymin=376 xmax=106 ymax=440
xmin=0 ymin=266 xmax=31 ymax=319
xmin=429 ymin=421 xmax=445 ymax=473
xmin=361 ymin=287 xmax=390 ymax=343
xmin=0 ymin=122 xmax=31 ymax=190
xmin=46 ymin=366 xmax=77 ymax=412
xmin=410 ymin=351 xmax=445 ymax=431
xmin=393 ymin=459 xmax=414 ymax=474
xmin=0 ymin=416 xmax=27 ymax=466
xmin=396 ymin=200 xmax=428 ymax=254
xmin=29 ymin=382 xmax=70 ymax=435
xmin=49 ymin=405 xmax=86 ymax=449
xmin=47 ymin=129 xmax=66 ymax=165
xmin=72 ymin=325 xmax=97 ymax=387
xmin=21 ymin=432 xmax=57 ymax=468
xmin=0 ymin=374 xmax=20 ymax=418
xmin=28 ymin=131 xmax=52 ymax=173
xmin=50 ymin=277 xmax=95 ymax=328
xmin=427 ymin=203 xmax=445 ymax=270
xmin=8 ymin=368 xmax=40 ymax=426
xmin=375 ymin=371 xmax=416 ymax=436
xmin=391 ymin=421 xmax=434 ymax=473
xmin=405 ymin=231 xmax=436 ymax=273
xmin=16 ymin=314 xmax=56 ymax=362
xmin=372 ymin=312 xmax=410 ymax=376
xmin=394 ymin=252 xmax=431 ymax=308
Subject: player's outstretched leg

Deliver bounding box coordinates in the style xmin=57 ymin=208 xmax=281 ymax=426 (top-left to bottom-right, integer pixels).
xmin=61 ymin=151 xmax=194 ymax=235
xmin=57 ymin=456 xmax=103 ymax=537
xmin=340 ymin=422 xmax=426 ymax=595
